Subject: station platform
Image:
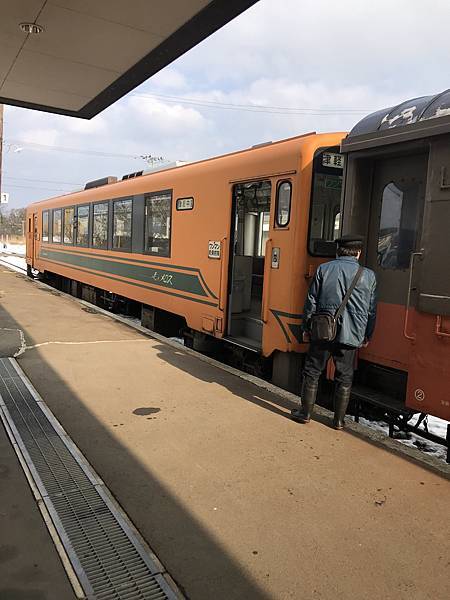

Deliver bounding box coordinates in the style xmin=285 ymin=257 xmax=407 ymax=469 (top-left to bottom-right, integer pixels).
xmin=0 ymin=268 xmax=449 ymax=600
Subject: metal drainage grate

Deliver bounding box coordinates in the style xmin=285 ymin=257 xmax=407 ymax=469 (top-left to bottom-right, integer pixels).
xmin=0 ymin=358 xmax=179 ymax=600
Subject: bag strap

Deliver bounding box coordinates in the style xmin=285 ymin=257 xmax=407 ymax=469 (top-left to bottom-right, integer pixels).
xmin=334 ymin=266 xmax=364 ymax=320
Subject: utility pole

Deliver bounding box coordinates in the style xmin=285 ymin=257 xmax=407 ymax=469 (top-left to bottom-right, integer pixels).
xmin=0 ymin=103 xmax=3 ymax=196
xmin=0 ymin=104 xmax=3 ymax=239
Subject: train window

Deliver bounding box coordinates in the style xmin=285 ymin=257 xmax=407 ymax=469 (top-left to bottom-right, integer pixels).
xmin=308 ymin=148 xmax=344 ymax=256
xmin=377 ymin=181 xmax=419 ymax=269
xmin=92 ymin=202 xmax=109 ymax=249
xmin=52 ymin=209 xmax=62 ymax=243
xmin=63 ymin=207 xmax=74 ymax=244
xmin=276 ymin=181 xmax=291 ymax=227
xmin=76 ymin=205 xmax=90 ymax=246
xmin=144 ymin=191 xmax=172 ymax=257
xmin=113 ymin=198 xmax=132 ymax=251
xmin=42 ymin=211 xmax=49 ymax=242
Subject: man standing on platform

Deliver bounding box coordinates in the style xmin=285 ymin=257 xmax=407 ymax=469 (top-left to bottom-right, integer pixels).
xmin=291 ymin=235 xmax=377 ymax=429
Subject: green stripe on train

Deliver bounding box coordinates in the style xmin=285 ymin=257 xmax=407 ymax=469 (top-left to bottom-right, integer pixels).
xmin=39 ymin=248 xmax=208 ymax=297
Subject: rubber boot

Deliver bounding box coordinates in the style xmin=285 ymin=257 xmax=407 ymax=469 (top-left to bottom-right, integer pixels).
xmin=333 ymin=384 xmax=352 ymax=430
xmin=291 ymin=377 xmax=318 ymax=423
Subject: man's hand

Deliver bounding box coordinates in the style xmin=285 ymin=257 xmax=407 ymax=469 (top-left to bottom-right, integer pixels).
xmin=361 ymin=338 xmax=370 ymax=348
xmin=302 ymin=332 xmax=311 ymax=343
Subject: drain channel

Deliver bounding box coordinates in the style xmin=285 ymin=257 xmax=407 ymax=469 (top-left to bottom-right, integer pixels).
xmin=0 ymin=358 xmax=180 ymax=600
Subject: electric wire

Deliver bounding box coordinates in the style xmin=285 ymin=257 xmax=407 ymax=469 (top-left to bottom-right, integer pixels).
xmin=131 ymin=91 xmax=373 ymax=115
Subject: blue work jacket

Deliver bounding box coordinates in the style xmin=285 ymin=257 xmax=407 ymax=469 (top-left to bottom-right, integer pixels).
xmin=303 ymin=256 xmax=377 ymax=348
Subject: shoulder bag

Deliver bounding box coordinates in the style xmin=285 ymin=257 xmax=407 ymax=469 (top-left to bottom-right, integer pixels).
xmin=309 ymin=266 xmax=364 ymax=343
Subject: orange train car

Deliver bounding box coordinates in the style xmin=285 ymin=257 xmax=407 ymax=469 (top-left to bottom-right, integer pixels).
xmin=340 ymin=90 xmax=450 ymax=423
xmin=26 ymin=132 xmax=345 ymax=389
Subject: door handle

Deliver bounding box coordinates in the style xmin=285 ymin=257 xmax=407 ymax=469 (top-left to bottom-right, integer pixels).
xmin=403 ymin=251 xmax=423 ymax=341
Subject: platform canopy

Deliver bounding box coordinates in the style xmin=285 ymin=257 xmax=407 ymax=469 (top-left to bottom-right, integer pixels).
xmin=0 ymin=0 xmax=258 ymax=118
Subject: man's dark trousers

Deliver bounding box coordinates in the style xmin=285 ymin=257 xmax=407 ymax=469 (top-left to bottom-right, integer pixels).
xmin=303 ymin=342 xmax=357 ymax=385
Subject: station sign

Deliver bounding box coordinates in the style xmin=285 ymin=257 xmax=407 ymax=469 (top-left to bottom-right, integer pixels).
xmin=0 ymin=192 xmax=9 ymax=204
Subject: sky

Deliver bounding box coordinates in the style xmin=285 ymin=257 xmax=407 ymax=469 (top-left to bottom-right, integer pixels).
xmin=2 ymin=0 xmax=450 ymax=209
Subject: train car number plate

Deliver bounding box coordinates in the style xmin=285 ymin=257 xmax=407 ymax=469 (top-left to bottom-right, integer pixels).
xmin=208 ymin=241 xmax=221 ymax=259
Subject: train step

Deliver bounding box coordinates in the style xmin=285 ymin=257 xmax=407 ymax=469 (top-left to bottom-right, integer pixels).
xmin=351 ymin=384 xmax=410 ymax=416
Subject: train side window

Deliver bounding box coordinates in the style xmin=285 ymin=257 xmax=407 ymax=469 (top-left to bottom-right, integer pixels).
xmin=52 ymin=209 xmax=62 ymax=243
xmin=275 ymin=181 xmax=292 ymax=227
xmin=308 ymin=148 xmax=344 ymax=256
xmin=42 ymin=211 xmax=49 ymax=242
xmin=377 ymin=181 xmax=419 ymax=269
xmin=92 ymin=202 xmax=109 ymax=249
xmin=76 ymin=205 xmax=90 ymax=246
xmin=113 ymin=198 xmax=132 ymax=251
xmin=144 ymin=191 xmax=172 ymax=257
xmin=63 ymin=207 xmax=74 ymax=244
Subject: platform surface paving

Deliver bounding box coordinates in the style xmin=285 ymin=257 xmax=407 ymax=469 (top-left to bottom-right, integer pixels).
xmin=0 ymin=270 xmax=449 ymax=600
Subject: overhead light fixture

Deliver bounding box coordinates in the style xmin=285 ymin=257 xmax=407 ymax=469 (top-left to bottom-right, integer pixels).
xmin=19 ymin=23 xmax=44 ymax=35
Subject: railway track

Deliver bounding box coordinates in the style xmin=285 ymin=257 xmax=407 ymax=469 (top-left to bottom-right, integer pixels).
xmin=0 ymin=253 xmax=28 ymax=273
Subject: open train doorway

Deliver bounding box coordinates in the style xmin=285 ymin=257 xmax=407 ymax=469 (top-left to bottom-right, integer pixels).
xmin=227 ymin=180 xmax=271 ymax=350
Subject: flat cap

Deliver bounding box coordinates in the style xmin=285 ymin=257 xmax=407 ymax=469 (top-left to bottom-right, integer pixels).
xmin=335 ymin=234 xmax=365 ymax=247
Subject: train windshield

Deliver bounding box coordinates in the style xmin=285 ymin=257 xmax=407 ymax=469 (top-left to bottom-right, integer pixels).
xmin=308 ymin=147 xmax=344 ymax=256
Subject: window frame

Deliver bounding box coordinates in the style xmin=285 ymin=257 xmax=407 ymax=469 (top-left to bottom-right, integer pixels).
xmin=143 ymin=189 xmax=173 ymax=258
xmin=51 ymin=208 xmax=62 ymax=244
xmin=275 ymin=179 xmax=292 ymax=228
xmin=112 ymin=197 xmax=133 ymax=252
xmin=75 ymin=203 xmax=90 ymax=247
xmin=42 ymin=210 xmax=49 ymax=243
xmin=91 ymin=200 xmax=110 ymax=250
xmin=63 ymin=206 xmax=75 ymax=245
xmin=307 ymin=146 xmax=344 ymax=257
xmin=377 ymin=180 xmax=419 ymax=271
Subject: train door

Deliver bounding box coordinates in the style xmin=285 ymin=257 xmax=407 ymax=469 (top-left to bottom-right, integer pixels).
xmin=408 ymin=138 xmax=450 ymax=419
xmin=364 ymin=153 xmax=427 ymax=367
xmin=226 ymin=179 xmax=271 ymax=350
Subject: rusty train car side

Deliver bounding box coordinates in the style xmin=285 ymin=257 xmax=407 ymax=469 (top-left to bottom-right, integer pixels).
xmin=341 ymin=90 xmax=450 ymax=422
xmin=26 ymin=132 xmax=345 ymax=389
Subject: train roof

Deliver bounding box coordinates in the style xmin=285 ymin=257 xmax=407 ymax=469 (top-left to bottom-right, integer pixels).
xmin=341 ymin=89 xmax=450 ymax=153
xmin=27 ymin=131 xmax=345 ymax=208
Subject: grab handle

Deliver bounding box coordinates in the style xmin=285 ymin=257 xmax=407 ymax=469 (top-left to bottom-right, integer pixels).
xmin=435 ymin=315 xmax=450 ymax=339
xmin=403 ymin=251 xmax=422 ymax=341
xmin=218 ymin=236 xmax=227 ymax=311
xmin=261 ymin=239 xmax=273 ymax=323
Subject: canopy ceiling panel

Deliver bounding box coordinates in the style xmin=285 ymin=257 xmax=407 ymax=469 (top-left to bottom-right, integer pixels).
xmin=0 ymin=0 xmax=258 ymax=118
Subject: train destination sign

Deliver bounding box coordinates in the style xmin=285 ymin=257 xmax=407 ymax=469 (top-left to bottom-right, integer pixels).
xmin=322 ymin=152 xmax=344 ymax=169
xmin=176 ymin=197 xmax=194 ymax=211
